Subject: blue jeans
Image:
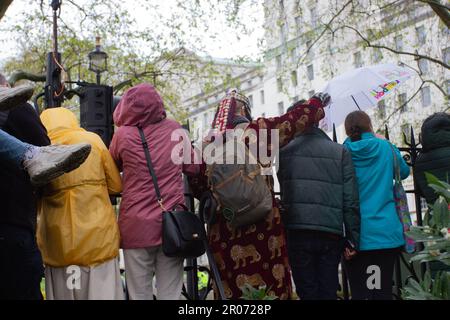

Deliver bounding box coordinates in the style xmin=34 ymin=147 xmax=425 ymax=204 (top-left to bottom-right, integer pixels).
xmin=287 ymin=230 xmax=344 ymax=300
xmin=0 ymin=128 xmax=31 ymax=168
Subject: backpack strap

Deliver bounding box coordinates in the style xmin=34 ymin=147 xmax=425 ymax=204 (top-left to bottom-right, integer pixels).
xmin=388 ymin=142 xmax=401 ymax=184
xmin=137 ymin=126 xmax=166 ymax=211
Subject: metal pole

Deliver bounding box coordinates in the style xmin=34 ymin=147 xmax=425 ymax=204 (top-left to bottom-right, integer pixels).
xmin=184 ymin=175 xmax=199 ymax=300
xmin=332 ymin=123 xmax=337 ymax=143
xmin=51 ymin=1 xmax=60 ymax=53
xmin=409 ymin=127 xmax=427 ymax=278
xmin=96 ymin=72 xmax=101 ymax=85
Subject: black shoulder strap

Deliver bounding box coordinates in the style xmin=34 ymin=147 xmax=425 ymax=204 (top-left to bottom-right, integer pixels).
xmin=138 ymin=126 xmax=163 ymax=206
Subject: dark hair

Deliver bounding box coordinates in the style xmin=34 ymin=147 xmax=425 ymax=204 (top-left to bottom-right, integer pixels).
xmin=344 ymin=111 xmax=373 ymax=141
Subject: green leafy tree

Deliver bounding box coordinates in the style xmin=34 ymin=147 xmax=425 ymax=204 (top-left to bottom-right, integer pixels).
xmin=0 ymin=0 xmax=261 ymax=122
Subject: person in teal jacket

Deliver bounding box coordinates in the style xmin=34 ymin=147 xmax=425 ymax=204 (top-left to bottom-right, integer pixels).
xmin=342 ymin=111 xmax=410 ymax=300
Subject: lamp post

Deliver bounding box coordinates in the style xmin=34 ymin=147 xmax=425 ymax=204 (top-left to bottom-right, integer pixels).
xmin=88 ymin=36 xmax=108 ymax=85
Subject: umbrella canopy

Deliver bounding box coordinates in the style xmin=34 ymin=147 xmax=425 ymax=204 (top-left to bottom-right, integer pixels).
xmin=319 ymin=63 xmax=415 ymax=132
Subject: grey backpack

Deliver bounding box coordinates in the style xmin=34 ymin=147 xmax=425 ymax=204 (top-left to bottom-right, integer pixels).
xmin=205 ymin=136 xmax=273 ymax=229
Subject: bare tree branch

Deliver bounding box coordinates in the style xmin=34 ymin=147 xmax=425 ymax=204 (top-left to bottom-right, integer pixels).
xmin=419 ymin=0 xmax=450 ymax=28
xmin=9 ymin=71 xmax=46 ymax=85
xmin=343 ymin=25 xmax=450 ymax=70
xmin=0 ymin=0 xmax=13 ymax=21
xmin=377 ymin=81 xmax=425 ymax=131
xmin=297 ymin=0 xmax=353 ymax=66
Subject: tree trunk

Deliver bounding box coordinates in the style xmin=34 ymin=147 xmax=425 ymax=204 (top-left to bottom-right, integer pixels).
xmin=424 ymin=0 xmax=450 ymax=28
xmin=0 ymin=0 xmax=13 ymax=22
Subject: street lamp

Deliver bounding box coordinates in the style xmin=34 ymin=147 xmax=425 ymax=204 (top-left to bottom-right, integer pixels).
xmin=88 ymin=36 xmax=108 ymax=85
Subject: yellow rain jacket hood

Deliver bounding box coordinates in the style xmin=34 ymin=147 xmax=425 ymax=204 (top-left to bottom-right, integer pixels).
xmin=38 ymin=107 xmax=122 ymax=267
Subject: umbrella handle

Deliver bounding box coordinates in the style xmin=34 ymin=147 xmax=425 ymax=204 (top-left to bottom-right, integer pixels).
xmin=351 ymin=95 xmax=361 ymax=110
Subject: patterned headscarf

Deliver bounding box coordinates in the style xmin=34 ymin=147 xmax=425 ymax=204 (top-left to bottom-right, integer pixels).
xmin=211 ymin=88 xmax=252 ymax=133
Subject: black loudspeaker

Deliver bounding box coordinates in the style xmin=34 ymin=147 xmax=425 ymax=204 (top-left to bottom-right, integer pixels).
xmin=79 ymin=85 xmax=114 ymax=147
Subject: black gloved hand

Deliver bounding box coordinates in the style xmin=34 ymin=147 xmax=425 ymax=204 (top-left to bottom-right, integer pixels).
xmin=312 ymin=92 xmax=331 ymax=107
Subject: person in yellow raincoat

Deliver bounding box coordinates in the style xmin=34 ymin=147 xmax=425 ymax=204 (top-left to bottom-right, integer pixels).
xmin=37 ymin=107 xmax=124 ymax=300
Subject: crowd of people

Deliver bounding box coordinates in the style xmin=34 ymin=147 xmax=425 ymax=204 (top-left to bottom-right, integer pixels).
xmin=0 ymin=77 xmax=449 ymax=300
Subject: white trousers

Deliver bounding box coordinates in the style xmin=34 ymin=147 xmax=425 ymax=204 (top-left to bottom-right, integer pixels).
xmin=45 ymin=258 xmax=125 ymax=300
xmin=123 ymin=245 xmax=184 ymax=300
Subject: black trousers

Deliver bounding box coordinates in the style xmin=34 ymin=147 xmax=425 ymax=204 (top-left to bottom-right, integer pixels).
xmin=0 ymin=224 xmax=44 ymax=300
xmin=286 ymin=229 xmax=344 ymax=300
xmin=344 ymin=247 xmax=400 ymax=300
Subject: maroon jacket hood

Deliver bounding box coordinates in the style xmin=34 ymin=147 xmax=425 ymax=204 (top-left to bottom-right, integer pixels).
xmin=113 ymin=83 xmax=166 ymax=127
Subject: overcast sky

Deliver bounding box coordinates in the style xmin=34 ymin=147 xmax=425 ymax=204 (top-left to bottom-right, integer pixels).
xmin=0 ymin=0 xmax=265 ymax=66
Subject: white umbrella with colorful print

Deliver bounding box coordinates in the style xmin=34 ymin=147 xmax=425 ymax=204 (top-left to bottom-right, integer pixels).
xmin=319 ymin=63 xmax=415 ymax=132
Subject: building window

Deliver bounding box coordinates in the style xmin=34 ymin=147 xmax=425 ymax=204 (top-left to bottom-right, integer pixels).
xmin=354 ymin=51 xmax=363 ymax=68
xmin=279 ymin=0 xmax=284 ymax=11
xmin=276 ymin=55 xmax=282 ymax=70
xmin=260 ymin=90 xmax=265 ymax=104
xmin=444 ymin=47 xmax=450 ymax=65
xmin=421 ymin=86 xmax=431 ymax=107
xmin=308 ymin=90 xmax=315 ymax=98
xmin=418 ymin=59 xmax=429 ymax=74
xmin=399 ymin=93 xmax=407 ymax=113
xmin=307 ymin=64 xmax=314 ymax=80
xmin=373 ymin=48 xmax=383 ymax=63
xmin=278 ymin=102 xmax=284 ymax=115
xmin=295 ymin=16 xmax=302 ymax=36
xmin=291 ymin=70 xmax=298 ymax=87
xmin=248 ymin=94 xmax=253 ymax=108
xmin=292 ymin=95 xmax=299 ymax=103
xmin=378 ymin=100 xmax=386 ymax=118
xmin=310 ymin=6 xmax=317 ymax=28
xmin=277 ymin=77 xmax=283 ymax=92
xmin=247 ymin=79 xmax=253 ymax=88
xmin=416 ymin=25 xmax=426 ymax=45
xmin=290 ymin=47 xmax=297 ymax=64
xmin=280 ymin=22 xmax=287 ymax=42
xmin=306 ymin=40 xmax=313 ymax=59
xmin=394 ymin=35 xmax=403 ymax=51
xmin=401 ymin=124 xmax=409 ymax=139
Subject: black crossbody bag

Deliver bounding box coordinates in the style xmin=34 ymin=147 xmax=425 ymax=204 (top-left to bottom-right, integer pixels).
xmin=138 ymin=127 xmax=206 ymax=259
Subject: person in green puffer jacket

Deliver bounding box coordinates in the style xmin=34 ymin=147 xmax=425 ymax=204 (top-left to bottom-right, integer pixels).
xmin=277 ymin=103 xmax=360 ymax=300
xmin=415 ymin=112 xmax=450 ymax=204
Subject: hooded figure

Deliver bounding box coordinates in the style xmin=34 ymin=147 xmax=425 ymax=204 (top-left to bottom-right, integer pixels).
xmin=415 ymin=112 xmax=450 ymax=204
xmin=109 ymin=83 xmax=198 ymax=300
xmin=38 ymin=107 xmax=123 ymax=300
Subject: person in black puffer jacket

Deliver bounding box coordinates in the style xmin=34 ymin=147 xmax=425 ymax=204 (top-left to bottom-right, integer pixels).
xmin=415 ymin=112 xmax=450 ymax=204
xmin=414 ymin=112 xmax=450 ymax=277
xmin=277 ymin=103 xmax=360 ymax=300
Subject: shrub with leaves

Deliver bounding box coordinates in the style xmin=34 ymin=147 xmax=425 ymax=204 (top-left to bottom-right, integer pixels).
xmin=402 ymin=173 xmax=450 ymax=300
xmin=239 ymin=284 xmax=277 ymax=300
xmin=402 ymin=271 xmax=449 ymax=300
xmin=407 ymin=173 xmax=450 ymax=266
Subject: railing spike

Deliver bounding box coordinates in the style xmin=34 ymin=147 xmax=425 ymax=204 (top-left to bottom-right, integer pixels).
xmin=332 ymin=123 xmax=337 ymax=143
